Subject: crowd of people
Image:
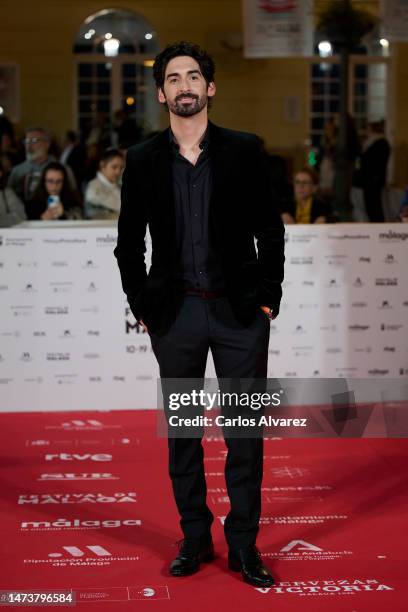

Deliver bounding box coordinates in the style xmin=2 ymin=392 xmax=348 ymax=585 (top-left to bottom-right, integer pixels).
xmin=316 ymin=114 xmax=395 ymax=223
xmin=0 ymin=115 xmax=129 ymax=226
xmin=0 ymin=111 xmax=407 ymax=228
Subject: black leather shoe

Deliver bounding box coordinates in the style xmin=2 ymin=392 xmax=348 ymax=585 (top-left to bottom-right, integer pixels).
xmin=170 ymin=536 xmax=215 ymax=576
xmin=228 ymin=545 xmax=275 ymax=587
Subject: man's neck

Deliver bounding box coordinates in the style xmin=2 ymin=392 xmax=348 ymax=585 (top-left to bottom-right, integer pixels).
xmin=169 ymin=110 xmax=208 ymax=150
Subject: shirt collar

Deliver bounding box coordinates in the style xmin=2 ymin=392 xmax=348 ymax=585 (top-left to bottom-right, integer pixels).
xmin=169 ymin=125 xmax=210 ymax=151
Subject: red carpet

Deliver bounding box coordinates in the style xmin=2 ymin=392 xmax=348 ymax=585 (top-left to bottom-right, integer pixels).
xmin=0 ymin=410 xmax=407 ymax=611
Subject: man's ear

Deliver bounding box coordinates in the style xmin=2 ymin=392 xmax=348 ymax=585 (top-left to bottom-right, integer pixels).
xmin=207 ymin=81 xmax=216 ymax=98
xmin=157 ymin=87 xmax=166 ymax=104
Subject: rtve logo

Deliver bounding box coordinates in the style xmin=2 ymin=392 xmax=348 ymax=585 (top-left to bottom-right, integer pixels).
xmin=45 ymin=453 xmax=112 ymax=462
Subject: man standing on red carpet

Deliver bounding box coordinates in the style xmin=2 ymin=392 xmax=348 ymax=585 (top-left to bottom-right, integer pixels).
xmin=114 ymin=41 xmax=285 ymax=587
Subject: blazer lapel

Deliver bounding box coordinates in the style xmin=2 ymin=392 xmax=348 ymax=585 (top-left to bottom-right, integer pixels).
xmin=151 ymin=128 xmax=173 ymax=206
xmin=150 ymin=129 xmax=177 ymax=249
xmin=208 ymin=122 xmax=231 ymax=247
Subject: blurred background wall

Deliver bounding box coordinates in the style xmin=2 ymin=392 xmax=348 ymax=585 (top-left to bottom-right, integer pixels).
xmin=0 ymin=0 xmax=407 ymax=184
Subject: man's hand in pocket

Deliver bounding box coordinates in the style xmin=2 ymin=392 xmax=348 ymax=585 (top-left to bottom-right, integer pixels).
xmin=139 ymin=319 xmax=149 ymax=333
xmin=260 ymin=306 xmax=276 ymax=320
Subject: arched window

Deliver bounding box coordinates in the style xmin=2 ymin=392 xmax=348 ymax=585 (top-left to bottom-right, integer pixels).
xmin=310 ymin=26 xmax=390 ymax=149
xmin=73 ymin=8 xmax=160 ymax=146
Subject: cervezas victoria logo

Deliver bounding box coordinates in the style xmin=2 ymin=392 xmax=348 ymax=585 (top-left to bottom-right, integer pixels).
xmin=255 ymin=578 xmax=394 ymax=596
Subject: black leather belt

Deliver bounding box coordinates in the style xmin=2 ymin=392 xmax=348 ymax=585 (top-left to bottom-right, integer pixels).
xmin=185 ymin=288 xmax=226 ymax=299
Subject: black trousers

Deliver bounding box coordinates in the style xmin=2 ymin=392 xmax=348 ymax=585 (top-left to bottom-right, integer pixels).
xmin=149 ymin=295 xmax=270 ymax=551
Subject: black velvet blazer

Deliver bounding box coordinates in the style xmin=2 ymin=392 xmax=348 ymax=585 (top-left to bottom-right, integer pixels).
xmin=114 ymin=121 xmax=285 ymax=336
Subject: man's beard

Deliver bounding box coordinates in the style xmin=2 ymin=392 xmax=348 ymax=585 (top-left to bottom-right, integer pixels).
xmin=167 ymin=93 xmax=207 ymax=117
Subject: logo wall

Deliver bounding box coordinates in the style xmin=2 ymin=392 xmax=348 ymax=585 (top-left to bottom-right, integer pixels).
xmin=0 ymin=225 xmax=407 ymax=410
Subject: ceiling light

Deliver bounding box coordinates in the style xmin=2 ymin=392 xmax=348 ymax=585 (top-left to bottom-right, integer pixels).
xmin=104 ymin=38 xmax=120 ymax=57
xmin=318 ymin=41 xmax=332 ymax=57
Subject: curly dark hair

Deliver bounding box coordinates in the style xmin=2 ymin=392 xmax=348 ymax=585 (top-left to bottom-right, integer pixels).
xmin=153 ymin=41 xmax=215 ymax=90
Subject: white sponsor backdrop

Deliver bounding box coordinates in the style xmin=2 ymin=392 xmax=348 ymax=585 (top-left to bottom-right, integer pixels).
xmin=0 ymin=223 xmax=407 ymax=412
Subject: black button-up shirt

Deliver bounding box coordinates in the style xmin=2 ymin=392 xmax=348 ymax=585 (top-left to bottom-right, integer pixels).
xmin=170 ymin=128 xmax=224 ymax=291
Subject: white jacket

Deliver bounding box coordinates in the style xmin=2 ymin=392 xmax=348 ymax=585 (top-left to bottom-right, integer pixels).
xmin=0 ymin=187 xmax=27 ymax=227
xmin=85 ymin=172 xmax=120 ymax=219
